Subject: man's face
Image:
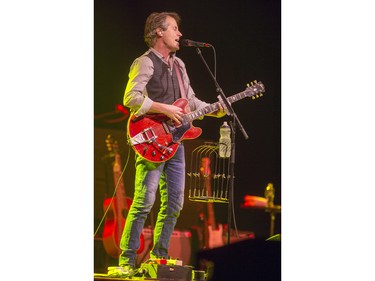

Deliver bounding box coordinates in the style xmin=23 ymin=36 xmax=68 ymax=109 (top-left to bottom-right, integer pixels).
xmin=162 ymin=16 xmax=183 ymax=52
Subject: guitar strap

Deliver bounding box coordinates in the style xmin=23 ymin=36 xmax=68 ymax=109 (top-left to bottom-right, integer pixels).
xmin=174 ymin=61 xmax=187 ymax=99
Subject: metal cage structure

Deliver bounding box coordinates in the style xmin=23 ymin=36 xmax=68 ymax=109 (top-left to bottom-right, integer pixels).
xmin=187 ymin=143 xmax=231 ymax=203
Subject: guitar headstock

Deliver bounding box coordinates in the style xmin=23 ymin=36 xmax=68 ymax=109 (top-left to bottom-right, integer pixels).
xmin=245 ymin=80 xmax=265 ymax=100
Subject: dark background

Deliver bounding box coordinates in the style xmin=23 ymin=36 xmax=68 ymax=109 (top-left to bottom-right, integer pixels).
xmin=94 ymin=0 xmax=281 ymax=243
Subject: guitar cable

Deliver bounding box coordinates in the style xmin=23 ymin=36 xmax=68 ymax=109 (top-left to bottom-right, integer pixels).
xmin=93 ymin=144 xmax=132 ymax=238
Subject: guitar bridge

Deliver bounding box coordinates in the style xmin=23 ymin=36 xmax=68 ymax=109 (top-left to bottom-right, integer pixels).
xmin=129 ymin=127 xmax=157 ymax=145
xmin=129 ymin=128 xmax=173 ymax=155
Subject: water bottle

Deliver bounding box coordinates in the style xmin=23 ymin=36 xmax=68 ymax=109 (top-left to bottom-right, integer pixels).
xmin=219 ymin=121 xmax=231 ymax=158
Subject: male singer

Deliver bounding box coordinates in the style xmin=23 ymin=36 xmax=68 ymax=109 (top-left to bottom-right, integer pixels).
xmin=115 ymin=12 xmax=226 ymax=277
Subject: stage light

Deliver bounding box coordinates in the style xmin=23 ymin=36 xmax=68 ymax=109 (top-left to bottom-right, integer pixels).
xmin=116 ymin=104 xmax=129 ymax=115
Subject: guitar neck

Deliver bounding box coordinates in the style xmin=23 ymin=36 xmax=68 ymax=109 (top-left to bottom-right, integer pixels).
xmin=200 ymin=157 xmax=217 ymax=229
xmin=207 ymin=200 xmax=216 ymax=229
xmin=203 ymin=174 xmax=216 ymax=229
xmin=113 ymin=154 xmax=127 ymax=205
xmin=185 ymin=88 xmax=256 ymax=122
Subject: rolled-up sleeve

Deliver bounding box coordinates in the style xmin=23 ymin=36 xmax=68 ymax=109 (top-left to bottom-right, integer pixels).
xmin=123 ymin=55 xmax=154 ymax=117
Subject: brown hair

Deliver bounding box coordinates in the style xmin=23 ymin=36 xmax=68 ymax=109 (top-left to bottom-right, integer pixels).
xmin=144 ymin=12 xmax=181 ymax=47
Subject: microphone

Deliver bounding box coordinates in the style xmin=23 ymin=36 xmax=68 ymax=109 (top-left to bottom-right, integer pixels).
xmin=180 ymin=39 xmax=212 ymax=48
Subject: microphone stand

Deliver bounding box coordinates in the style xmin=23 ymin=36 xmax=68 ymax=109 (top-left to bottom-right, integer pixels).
xmin=194 ymin=47 xmax=249 ymax=245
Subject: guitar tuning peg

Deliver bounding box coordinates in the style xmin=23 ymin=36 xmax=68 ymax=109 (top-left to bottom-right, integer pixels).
xmin=252 ymin=96 xmax=255 ymax=100
xmin=256 ymin=94 xmax=259 ymax=98
xmin=260 ymin=93 xmax=263 ymax=96
xmin=246 ymin=83 xmax=250 ymax=87
xmin=254 ymin=80 xmax=257 ymax=84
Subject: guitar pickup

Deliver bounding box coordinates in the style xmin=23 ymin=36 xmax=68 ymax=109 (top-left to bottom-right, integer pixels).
xmin=129 ymin=127 xmax=157 ymax=145
xmin=162 ymin=120 xmax=173 ymax=134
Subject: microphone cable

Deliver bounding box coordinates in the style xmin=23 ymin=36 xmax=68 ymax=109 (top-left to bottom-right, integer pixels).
xmin=93 ymin=143 xmax=132 ymax=238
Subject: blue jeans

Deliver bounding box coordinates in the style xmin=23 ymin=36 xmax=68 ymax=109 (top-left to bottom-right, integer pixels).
xmin=119 ymin=143 xmax=185 ymax=267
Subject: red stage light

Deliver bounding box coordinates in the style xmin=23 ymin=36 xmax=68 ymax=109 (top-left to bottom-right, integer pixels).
xmin=116 ymin=104 xmax=129 ymax=115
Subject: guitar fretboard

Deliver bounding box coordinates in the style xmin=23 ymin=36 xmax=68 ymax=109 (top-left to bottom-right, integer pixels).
xmin=185 ymin=83 xmax=263 ymax=123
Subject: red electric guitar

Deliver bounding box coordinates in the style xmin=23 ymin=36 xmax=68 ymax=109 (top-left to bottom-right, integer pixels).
xmin=127 ymin=81 xmax=265 ymax=163
xmin=200 ymin=157 xmax=224 ymax=249
xmin=102 ymin=135 xmax=144 ymax=258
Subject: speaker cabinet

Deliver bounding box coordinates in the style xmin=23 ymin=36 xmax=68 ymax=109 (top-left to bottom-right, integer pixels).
xmin=196 ymin=239 xmax=281 ymax=281
xmin=136 ymin=228 xmax=192 ymax=266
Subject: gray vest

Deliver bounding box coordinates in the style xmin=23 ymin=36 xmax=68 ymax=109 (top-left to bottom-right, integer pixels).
xmin=146 ymin=52 xmax=181 ymax=104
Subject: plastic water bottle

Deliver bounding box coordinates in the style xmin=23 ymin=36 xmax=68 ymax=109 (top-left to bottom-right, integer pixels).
xmin=219 ymin=121 xmax=231 ymax=158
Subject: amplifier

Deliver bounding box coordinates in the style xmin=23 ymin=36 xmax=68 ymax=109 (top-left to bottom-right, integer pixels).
xmin=136 ymin=228 xmax=192 ymax=266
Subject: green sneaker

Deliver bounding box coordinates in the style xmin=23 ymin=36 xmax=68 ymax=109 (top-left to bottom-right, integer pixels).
xmin=107 ymin=265 xmax=135 ymax=277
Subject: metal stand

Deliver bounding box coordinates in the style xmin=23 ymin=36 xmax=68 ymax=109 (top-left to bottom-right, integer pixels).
xmin=192 ymin=47 xmax=249 ymax=245
xmin=265 ymin=205 xmax=281 ymax=237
